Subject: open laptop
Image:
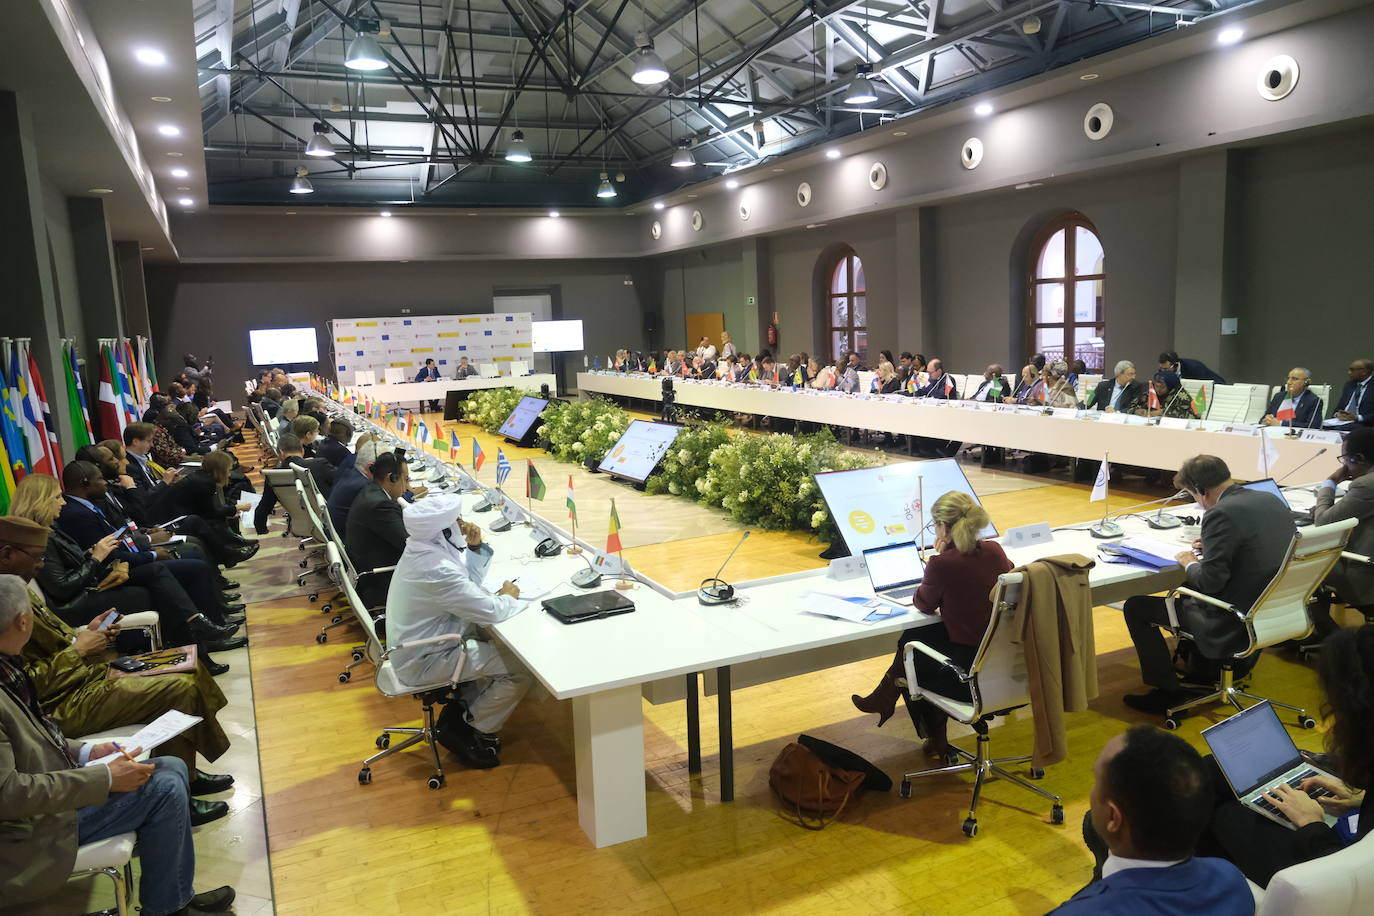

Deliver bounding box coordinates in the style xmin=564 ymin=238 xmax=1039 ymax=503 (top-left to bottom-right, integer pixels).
xmin=1201 ymin=701 xmax=1338 ymax=831
xmin=1241 ymin=478 xmax=1313 ymax=526
xmin=862 ymin=542 xmax=925 ymax=605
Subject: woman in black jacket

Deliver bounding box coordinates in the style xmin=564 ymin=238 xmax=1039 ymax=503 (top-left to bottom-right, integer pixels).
xmin=161 ymin=451 xmax=258 ymax=561
xmin=157 ymin=405 xmax=210 ymax=455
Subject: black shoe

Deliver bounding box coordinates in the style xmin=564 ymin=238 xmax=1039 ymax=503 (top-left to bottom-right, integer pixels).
xmin=204 ymin=636 xmax=248 ymax=653
xmin=189 ymin=616 xmax=238 ymax=642
xmin=201 ymin=656 xmax=230 ymax=676
xmin=222 ymin=614 xmax=246 ymax=627
xmin=190 ymin=770 xmax=235 ymax=796
xmin=190 ymin=798 xmax=229 ymax=827
xmin=1123 ymin=688 xmax=1202 ymax=716
xmin=254 ymin=526 xmax=269 ymax=536
xmin=438 ymin=717 xmax=500 ymax=769
xmin=188 ymin=886 xmax=236 ymax=913
xmin=220 ymin=602 xmax=246 ymax=614
xmin=221 ymin=592 xmax=241 ymax=601
xmin=218 ymin=578 xmax=240 ymax=590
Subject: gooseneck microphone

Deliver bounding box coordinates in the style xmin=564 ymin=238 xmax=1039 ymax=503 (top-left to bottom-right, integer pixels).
xmin=1275 ymin=447 xmax=1329 ymax=486
xmin=699 ymin=530 xmax=751 ymax=606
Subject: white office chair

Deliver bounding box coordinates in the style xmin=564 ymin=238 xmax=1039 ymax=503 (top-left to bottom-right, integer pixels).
xmin=293 ymin=480 xmax=334 ymax=601
xmin=262 ymin=468 xmax=315 ymax=541
xmin=1255 ymin=827 xmax=1374 ymax=913
xmin=68 ymin=833 xmax=137 ymax=916
xmin=898 ymin=570 xmax=1064 ymax=837
xmin=353 ymin=370 xmax=376 ymax=387
xmin=1160 ymin=518 xmax=1357 ymax=729
xmin=383 ymin=367 xmax=405 ymax=385
xmin=478 ymin=363 xmax=500 ymax=378
xmin=1206 ymin=384 xmax=1257 ymax=424
xmin=1179 ymin=378 xmax=1213 ymax=414
xmin=508 ymin=360 xmax=529 ymax=376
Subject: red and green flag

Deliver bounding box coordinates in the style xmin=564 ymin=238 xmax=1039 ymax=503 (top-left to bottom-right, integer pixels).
xmin=566 ymin=475 xmax=577 ymax=522
xmin=606 ymin=499 xmax=622 ymax=554
xmin=526 ymin=460 xmax=546 ymax=500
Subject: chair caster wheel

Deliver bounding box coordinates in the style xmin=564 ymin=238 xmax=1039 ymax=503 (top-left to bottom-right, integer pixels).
xmin=320 ymin=604 xmax=332 ymax=614
xmin=1029 ymin=767 xmax=1045 ymax=780
xmin=330 ymin=615 xmax=343 ymax=624
xmin=352 ymin=650 xmax=364 ymax=662
xmin=1298 ymin=715 xmax=1316 ymax=729
xmin=427 ymin=775 xmax=444 ymax=790
xmin=375 ymin=734 xmax=390 ymax=749
xmin=1163 ymin=717 xmax=1181 ymax=731
xmin=338 ymin=671 xmax=351 ymax=683
xmin=962 ymin=818 xmax=978 ymax=838
xmin=299 ymin=559 xmax=308 ymax=569
xmin=1051 ymin=804 xmax=1065 ymax=825
xmin=898 ymin=779 xmax=911 ymax=799
xmin=358 ymin=767 xmax=372 ymax=785
xmin=309 ymin=593 xmax=320 ymax=602
xmin=315 ymin=633 xmax=327 ymax=644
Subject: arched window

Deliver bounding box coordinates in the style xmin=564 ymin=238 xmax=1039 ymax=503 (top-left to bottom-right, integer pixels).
xmin=828 ymin=249 xmax=867 ymax=362
xmin=1027 ymin=214 xmax=1105 ymax=371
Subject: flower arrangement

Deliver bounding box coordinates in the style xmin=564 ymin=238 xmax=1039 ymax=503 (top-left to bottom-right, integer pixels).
xmin=537 ymin=397 xmax=630 ymax=464
xmin=644 ymin=421 xmax=731 ymax=498
xmin=463 ymin=387 xmax=532 ymax=433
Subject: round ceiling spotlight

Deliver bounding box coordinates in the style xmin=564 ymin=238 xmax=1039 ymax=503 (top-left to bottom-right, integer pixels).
xmin=1083 ymin=102 xmax=1115 ymax=140
xmin=973 ymin=102 xmax=994 ymax=116
xmin=150 ymin=96 xmax=172 ymax=103
xmin=1257 ymin=55 xmax=1299 ymax=101
xmin=170 ymin=167 xmax=189 ymax=178
xmin=135 ymin=48 xmax=167 ymax=66
xmin=157 ymin=124 xmax=181 ymax=137
xmin=652 ymin=201 xmax=665 ymax=210
xmin=87 ymin=188 xmax=114 ymax=194
xmin=725 ymin=179 xmax=739 ymax=190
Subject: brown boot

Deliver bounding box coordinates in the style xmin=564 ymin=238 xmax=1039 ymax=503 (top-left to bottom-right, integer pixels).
xmin=851 ymin=666 xmax=905 ymax=727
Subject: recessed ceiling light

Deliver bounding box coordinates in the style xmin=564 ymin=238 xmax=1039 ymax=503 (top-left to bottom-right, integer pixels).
xmin=467 ymin=212 xmax=477 ymax=216
xmin=806 ymin=223 xmax=828 ymax=229
xmin=379 ymin=210 xmax=392 ymax=217
xmin=652 ymin=201 xmax=665 ymax=210
xmin=825 ymin=149 xmax=842 ymax=160
xmin=771 ymin=167 xmax=785 ymax=173
xmin=688 ymin=193 xmax=698 ymax=198
xmin=166 ymin=151 xmax=183 ymax=158
xmin=725 ymin=179 xmax=739 ymax=189
xmin=141 ymin=246 xmax=155 ymax=251
xmin=170 ymin=167 xmax=189 ymax=178
xmin=974 ymin=102 xmax=994 ymax=116
xmin=177 ymin=197 xmax=193 ymax=206
xmin=157 ymin=124 xmax=181 ymax=137
xmin=286 ymin=211 xmax=297 ymax=215
xmin=1216 ymin=27 xmax=1244 ymax=45
xmin=548 ymin=210 xmax=560 ymax=218
xmin=135 ymin=48 xmax=167 ymax=66
xmin=892 ymin=130 xmax=908 ymax=137
xmin=1078 ymin=73 xmax=1099 ymax=81
xmin=400 ymin=259 xmax=409 ymax=263
xmin=150 ymin=95 xmax=172 ymax=102
xmin=88 ymin=188 xmax=114 ymax=194
xmin=175 ymin=186 xmax=190 ymax=191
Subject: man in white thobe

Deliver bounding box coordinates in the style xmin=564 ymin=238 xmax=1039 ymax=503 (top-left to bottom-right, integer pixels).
xmin=385 ymin=494 xmax=528 ymax=768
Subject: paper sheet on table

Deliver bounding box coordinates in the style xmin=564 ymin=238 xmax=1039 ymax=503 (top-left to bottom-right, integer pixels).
xmin=84 ymin=710 xmax=204 ymax=766
xmin=1121 ymin=536 xmax=1189 ymax=563
xmin=482 ymin=571 xmax=555 ymax=601
xmin=801 ymin=591 xmax=908 ymax=625
xmin=1323 ymin=417 xmax=1352 ymax=429
xmin=238 ymin=491 xmax=263 ymax=529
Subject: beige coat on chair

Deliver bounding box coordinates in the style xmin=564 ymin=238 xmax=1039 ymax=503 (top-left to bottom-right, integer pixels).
xmin=1013 ymin=554 xmax=1098 ymax=768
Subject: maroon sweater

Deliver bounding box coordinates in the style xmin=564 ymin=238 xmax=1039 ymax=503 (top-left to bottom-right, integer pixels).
xmin=913 ymin=540 xmax=1014 ymax=646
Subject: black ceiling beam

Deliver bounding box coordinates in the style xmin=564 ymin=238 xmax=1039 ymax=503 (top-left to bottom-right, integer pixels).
xmin=234 ymin=54 xmax=366 ymax=168
xmin=699 ymin=2 xmax=814 ymax=107
xmin=498 ymin=0 xmax=571 ymax=93
xmin=578 ymin=0 xmax=632 ymax=86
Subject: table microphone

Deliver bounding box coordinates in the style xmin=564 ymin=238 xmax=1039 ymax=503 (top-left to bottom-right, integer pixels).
xmin=699 ymin=531 xmax=751 ymax=606
xmin=1145 ymin=490 xmax=1189 ymax=530
xmin=1275 ymin=447 xmax=1329 ymax=486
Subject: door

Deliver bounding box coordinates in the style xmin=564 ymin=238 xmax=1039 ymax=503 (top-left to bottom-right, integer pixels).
xmin=684 ymin=312 xmax=725 ymax=355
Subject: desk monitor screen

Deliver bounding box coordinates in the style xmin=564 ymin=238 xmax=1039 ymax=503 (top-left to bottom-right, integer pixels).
xmin=532 ymin=319 xmax=585 ymax=353
xmin=814 ymin=458 xmax=995 ymax=553
xmin=1241 ymin=478 xmax=1290 ymax=508
xmin=497 ymin=396 xmax=548 ymax=441
xmin=249 ymin=327 xmax=318 ymax=365
xmin=597 ymin=419 xmax=682 ymax=482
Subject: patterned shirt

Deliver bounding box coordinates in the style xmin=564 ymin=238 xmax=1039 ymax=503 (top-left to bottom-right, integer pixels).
xmin=0 ymin=652 xmax=76 ymax=767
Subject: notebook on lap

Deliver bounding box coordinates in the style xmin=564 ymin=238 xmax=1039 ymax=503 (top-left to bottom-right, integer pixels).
xmin=1201 ymin=701 xmax=1338 ymax=831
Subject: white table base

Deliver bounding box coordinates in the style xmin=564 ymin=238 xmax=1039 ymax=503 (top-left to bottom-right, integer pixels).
xmin=574 ymin=684 xmax=649 ymax=847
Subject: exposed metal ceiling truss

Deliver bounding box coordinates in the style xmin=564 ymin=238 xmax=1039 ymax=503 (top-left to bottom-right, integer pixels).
xmin=194 ymin=0 xmax=1247 ymax=207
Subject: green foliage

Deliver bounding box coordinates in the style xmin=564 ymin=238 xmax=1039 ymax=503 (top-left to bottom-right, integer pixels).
xmin=644 ymin=421 xmax=732 ymax=497
xmin=463 ymin=387 xmax=532 ymax=433
xmin=537 ymin=397 xmax=630 ymax=464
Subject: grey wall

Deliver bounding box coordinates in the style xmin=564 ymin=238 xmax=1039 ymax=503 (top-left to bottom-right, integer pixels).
xmin=145 ymin=258 xmax=646 ymax=393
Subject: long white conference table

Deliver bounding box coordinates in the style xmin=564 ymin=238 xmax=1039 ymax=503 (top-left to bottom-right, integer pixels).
xmin=356 ymin=373 xmax=557 ymax=407
xmin=578 ymin=371 xmax=1342 ymax=485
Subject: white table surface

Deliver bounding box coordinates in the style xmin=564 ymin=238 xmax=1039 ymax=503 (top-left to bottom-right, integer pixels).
xmin=578 ymin=372 xmax=1340 ymax=485
xmin=317 ymin=387 xmax=1330 ymax=848
xmin=358 ymin=373 xmax=557 ymax=404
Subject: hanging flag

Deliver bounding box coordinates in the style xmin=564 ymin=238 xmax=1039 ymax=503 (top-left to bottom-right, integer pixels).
xmin=23 ymin=346 xmax=62 ymax=473
xmin=566 ymin=475 xmax=577 ymax=521
xmin=495 ymin=448 xmax=511 ymax=485
xmin=526 ymin=460 xmax=546 ymax=500
xmin=1258 ymin=434 xmax=1280 ymax=476
xmin=1275 ymin=398 xmax=1297 ymax=422
xmin=1090 ymin=456 xmax=1110 ymax=503
xmin=449 ymin=429 xmax=461 ymax=460
xmin=0 ymin=430 xmax=14 ymax=514
xmin=606 ymin=499 xmax=622 ymax=554
xmin=473 ymin=438 xmax=486 ymax=472
xmin=1147 ymin=384 xmax=1161 ymax=411
xmin=14 ymin=348 xmax=51 ymax=477
xmin=415 ymin=419 xmax=430 ymax=445
xmin=142 ymin=338 xmax=159 ymax=394
xmin=62 ymin=345 xmax=92 ymax=451
xmin=1192 ymin=385 xmax=1209 ymax=418
xmin=0 ymin=349 xmax=26 ymax=483
xmin=67 ymin=344 xmax=94 ymax=445
xmin=97 ymin=344 xmax=125 ymax=439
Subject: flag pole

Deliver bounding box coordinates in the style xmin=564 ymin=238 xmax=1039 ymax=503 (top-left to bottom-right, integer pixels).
xmin=568 ymin=512 xmax=581 ymax=554
xmin=1090 ymin=450 xmax=1124 ymax=539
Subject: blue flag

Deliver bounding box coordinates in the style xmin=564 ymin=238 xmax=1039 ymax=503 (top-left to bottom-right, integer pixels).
xmin=496 ymin=448 xmax=512 ymax=485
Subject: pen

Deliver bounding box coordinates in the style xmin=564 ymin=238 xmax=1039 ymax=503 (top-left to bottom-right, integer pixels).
xmin=110 ymin=742 xmax=138 ymax=762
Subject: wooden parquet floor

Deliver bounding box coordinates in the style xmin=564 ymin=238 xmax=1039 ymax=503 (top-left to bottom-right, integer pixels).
xmin=246 ymin=412 xmax=1338 ymax=915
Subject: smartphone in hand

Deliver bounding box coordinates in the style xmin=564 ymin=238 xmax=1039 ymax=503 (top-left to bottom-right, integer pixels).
xmin=97 ymin=611 xmax=123 ymax=632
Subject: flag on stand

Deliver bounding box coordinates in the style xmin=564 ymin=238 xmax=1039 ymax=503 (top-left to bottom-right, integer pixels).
xmin=1258 ymin=433 xmax=1280 ymax=476
xmin=1082 ymin=386 xmax=1097 ymax=409
xmin=647 ymin=358 xmax=657 ymax=374
xmin=1147 ymin=385 xmax=1161 ymax=411
xmin=794 ymin=367 xmax=805 ymax=387
xmin=606 ymin=499 xmax=622 ymax=554
xmin=1091 ymin=456 xmax=1110 ymax=503
xmin=526 ymin=460 xmax=546 ymax=500
xmin=943 ymin=375 xmax=955 ymax=396
xmin=431 ymin=421 xmax=445 ymax=452
xmin=495 ymin=448 xmax=511 ymax=486
xmin=64 ymin=344 xmax=93 ymax=448
xmin=566 ymin=475 xmax=577 ymax=521
xmin=449 ymin=429 xmax=461 ymax=460
xmin=396 ymin=412 xmax=409 ymax=435
xmin=23 ymin=346 xmax=62 ymax=473
xmin=1275 ymin=398 xmax=1297 ymax=422
xmin=473 ymin=438 xmax=485 ymax=471
xmin=1192 ymin=385 xmax=1208 ymax=418
xmin=415 ymin=420 xmax=430 ymax=445
xmin=96 ymin=345 xmax=125 ymax=440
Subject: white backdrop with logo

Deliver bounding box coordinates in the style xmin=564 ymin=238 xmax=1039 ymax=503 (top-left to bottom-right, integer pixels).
xmin=330 ymin=313 xmax=532 ymax=386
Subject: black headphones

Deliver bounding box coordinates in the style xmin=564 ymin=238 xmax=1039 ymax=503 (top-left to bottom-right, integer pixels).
xmin=534 ymin=537 xmax=564 ymax=558
xmin=372 ymin=452 xmax=402 ymax=484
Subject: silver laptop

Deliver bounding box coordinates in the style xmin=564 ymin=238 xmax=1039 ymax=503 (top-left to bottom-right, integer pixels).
xmin=862 ymin=542 xmax=925 ymax=605
xmin=1201 ymin=701 xmax=1337 ymax=831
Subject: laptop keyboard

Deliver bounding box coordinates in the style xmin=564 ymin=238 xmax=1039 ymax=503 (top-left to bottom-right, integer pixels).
xmin=1252 ymin=769 xmax=1330 ymax=822
xmin=882 ymin=585 xmax=917 ymax=601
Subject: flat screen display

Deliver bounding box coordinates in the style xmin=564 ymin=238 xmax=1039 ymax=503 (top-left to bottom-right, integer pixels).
xmin=497 ymin=396 xmax=548 ymax=441
xmin=814 ymin=459 xmax=995 ymax=553
xmin=532 ymin=319 xmax=585 ymax=352
xmin=597 ymin=419 xmax=682 ymax=482
xmin=249 ymin=327 xmax=318 ymax=365
xmin=1241 ymin=478 xmax=1290 ymax=508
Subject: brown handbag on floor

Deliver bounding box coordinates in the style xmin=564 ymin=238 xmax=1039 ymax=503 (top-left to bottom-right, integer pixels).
xmin=768 ymin=741 xmax=866 ymax=830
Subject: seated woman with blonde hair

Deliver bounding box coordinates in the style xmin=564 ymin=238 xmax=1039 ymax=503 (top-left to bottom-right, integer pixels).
xmin=852 ymin=491 xmax=1012 ymax=756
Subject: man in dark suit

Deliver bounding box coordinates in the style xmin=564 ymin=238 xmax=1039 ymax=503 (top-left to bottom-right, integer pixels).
xmin=1052 ymin=726 xmax=1252 ymax=915
xmin=1091 ymin=360 xmax=1147 ymax=413
xmin=453 ymin=356 xmax=478 ymax=380
xmin=1159 ymin=350 xmax=1226 ymax=385
xmin=415 ymin=358 xmax=442 ymax=412
xmin=1330 ymin=358 xmax=1374 ymax=429
xmin=253 ymin=434 xmax=335 ymax=535
xmin=968 ymin=364 xmax=1012 ymax=402
xmin=1121 ymin=455 xmax=1296 ymax=712
xmin=313 ymin=419 xmax=354 ymax=468
xmin=1260 ymin=366 xmax=1323 ymax=429
xmin=913 ymin=358 xmax=959 ymax=399
xmin=345 ymin=452 xmax=410 ymax=610
xmin=327 ymin=439 xmax=384 ymax=534
xmin=122 ymin=422 xmax=178 ymax=498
